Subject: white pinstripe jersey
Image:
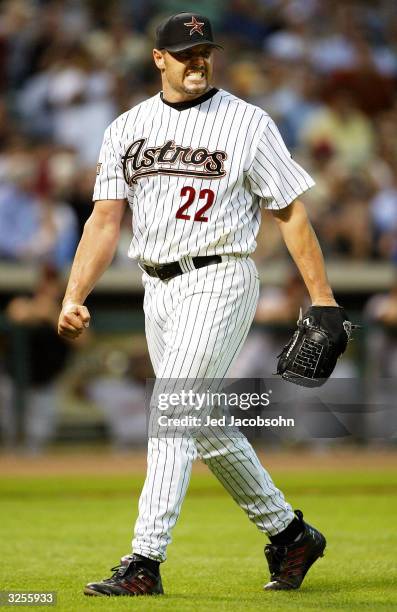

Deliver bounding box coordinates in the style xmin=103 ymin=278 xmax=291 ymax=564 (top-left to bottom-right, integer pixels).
xmin=93 ymin=88 xmax=314 ymax=264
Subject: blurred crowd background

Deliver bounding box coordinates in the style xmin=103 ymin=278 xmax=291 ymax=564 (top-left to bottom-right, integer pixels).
xmin=1 ymin=0 xmax=397 ymax=264
xmin=1 ymin=0 xmax=397 ymax=452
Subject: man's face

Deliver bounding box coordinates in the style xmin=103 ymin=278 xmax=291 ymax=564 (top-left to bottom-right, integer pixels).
xmin=154 ymin=45 xmax=214 ymax=99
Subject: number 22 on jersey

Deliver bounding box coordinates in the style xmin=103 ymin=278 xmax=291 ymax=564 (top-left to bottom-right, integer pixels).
xmin=176 ymin=186 xmax=215 ymax=222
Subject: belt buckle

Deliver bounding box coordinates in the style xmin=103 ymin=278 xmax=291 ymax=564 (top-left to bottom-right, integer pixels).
xmin=138 ymin=261 xmax=155 ymax=276
xmin=138 ymin=261 xmax=160 ymax=278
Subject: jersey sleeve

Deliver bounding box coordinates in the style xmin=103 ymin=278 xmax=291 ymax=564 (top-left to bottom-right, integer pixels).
xmin=92 ymin=124 xmax=128 ymax=201
xmin=248 ymin=118 xmax=315 ymax=210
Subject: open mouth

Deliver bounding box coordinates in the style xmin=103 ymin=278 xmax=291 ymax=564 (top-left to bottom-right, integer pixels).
xmin=185 ymin=69 xmax=206 ymax=81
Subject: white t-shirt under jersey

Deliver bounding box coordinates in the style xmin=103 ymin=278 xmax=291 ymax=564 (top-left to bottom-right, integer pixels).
xmin=93 ymin=88 xmax=314 ymax=265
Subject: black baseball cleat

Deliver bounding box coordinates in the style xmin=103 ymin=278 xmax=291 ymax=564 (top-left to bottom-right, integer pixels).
xmin=264 ymin=510 xmax=326 ymax=591
xmin=84 ymin=555 xmax=164 ymax=596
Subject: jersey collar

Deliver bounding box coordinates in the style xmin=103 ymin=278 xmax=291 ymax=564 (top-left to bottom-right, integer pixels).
xmin=160 ymin=88 xmax=219 ymax=111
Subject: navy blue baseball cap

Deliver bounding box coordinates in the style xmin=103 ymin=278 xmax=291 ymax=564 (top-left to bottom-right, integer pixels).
xmin=155 ymin=12 xmax=223 ymax=52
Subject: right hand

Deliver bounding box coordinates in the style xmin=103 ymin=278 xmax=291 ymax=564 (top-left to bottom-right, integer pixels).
xmin=58 ymin=302 xmax=90 ymax=339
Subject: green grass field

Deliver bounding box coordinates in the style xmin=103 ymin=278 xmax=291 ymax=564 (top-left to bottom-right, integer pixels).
xmin=1 ymin=457 xmax=396 ymax=611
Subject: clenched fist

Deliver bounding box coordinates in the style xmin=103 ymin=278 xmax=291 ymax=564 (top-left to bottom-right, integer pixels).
xmin=58 ymin=302 xmax=90 ymax=339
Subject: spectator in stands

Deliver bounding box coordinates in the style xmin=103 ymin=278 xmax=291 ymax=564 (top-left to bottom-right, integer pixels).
xmin=319 ymin=172 xmax=374 ymax=259
xmin=364 ymin=277 xmax=397 ymax=443
xmin=49 ymin=153 xmax=95 ymax=238
xmin=370 ymin=163 xmax=397 ymax=260
xmin=0 ymin=265 xmax=73 ymax=452
xmin=77 ymin=347 xmax=151 ymax=450
xmin=300 ymin=88 xmax=375 ymax=170
xmin=0 ymin=147 xmax=78 ymax=266
xmin=18 ymin=44 xmax=116 ymax=163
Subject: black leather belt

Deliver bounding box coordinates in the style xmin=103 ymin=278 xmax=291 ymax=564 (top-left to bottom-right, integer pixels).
xmin=139 ymin=255 xmax=222 ymax=281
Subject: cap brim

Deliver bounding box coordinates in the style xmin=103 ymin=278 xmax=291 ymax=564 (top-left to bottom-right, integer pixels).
xmin=162 ymin=40 xmax=223 ymax=52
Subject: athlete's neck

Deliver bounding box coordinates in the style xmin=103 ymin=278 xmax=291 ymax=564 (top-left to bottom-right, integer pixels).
xmin=161 ymin=84 xmax=211 ymax=103
xmin=160 ymin=88 xmax=218 ymax=111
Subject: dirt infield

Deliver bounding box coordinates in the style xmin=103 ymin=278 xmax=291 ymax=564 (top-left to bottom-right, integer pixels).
xmin=0 ymin=447 xmax=396 ymax=476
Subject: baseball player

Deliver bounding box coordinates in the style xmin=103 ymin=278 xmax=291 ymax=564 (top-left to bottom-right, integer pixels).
xmin=58 ymin=13 xmax=341 ymax=596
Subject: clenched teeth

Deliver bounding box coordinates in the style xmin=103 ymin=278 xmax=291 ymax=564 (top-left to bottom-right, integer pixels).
xmin=186 ymin=71 xmax=205 ymax=78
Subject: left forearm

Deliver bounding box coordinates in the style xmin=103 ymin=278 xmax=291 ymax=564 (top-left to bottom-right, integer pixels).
xmin=272 ymin=200 xmax=337 ymax=306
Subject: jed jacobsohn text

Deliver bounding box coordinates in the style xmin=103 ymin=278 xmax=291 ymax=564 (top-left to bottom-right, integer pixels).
xmin=157 ymin=390 xmax=272 ymax=411
xmin=158 ymin=415 xmax=295 ymax=428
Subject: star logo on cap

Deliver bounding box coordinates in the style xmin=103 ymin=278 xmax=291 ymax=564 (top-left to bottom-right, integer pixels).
xmin=184 ymin=16 xmax=205 ymax=36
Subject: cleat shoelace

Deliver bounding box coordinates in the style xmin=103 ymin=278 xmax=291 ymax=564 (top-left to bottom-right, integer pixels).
xmin=102 ymin=564 xmax=127 ymax=583
xmin=266 ymin=545 xmax=306 ymax=581
xmin=104 ymin=562 xmax=139 ymax=582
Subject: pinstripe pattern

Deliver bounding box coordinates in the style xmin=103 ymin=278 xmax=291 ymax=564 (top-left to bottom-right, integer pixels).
xmin=93 ymin=90 xmax=314 ymax=265
xmin=91 ymin=88 xmax=313 ymax=563
xmin=132 ymin=258 xmax=294 ymax=561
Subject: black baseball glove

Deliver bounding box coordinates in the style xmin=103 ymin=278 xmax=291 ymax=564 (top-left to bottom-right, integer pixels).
xmin=276 ymin=306 xmax=356 ymax=387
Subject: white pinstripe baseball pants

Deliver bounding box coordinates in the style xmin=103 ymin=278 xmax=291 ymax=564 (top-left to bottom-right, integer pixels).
xmin=132 ymin=257 xmax=294 ymax=561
